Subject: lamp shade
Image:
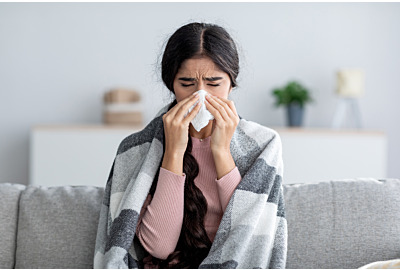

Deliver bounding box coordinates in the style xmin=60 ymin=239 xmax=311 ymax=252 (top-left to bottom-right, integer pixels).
xmin=336 ymin=69 xmax=365 ymax=98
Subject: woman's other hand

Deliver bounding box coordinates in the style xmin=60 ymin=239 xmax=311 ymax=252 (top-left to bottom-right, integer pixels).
xmin=161 ymin=93 xmax=201 ymax=175
xmin=205 ymin=95 xmax=239 ymax=153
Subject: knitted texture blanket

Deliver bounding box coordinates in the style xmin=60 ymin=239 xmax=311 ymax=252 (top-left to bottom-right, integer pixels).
xmin=94 ymin=105 xmax=287 ymax=269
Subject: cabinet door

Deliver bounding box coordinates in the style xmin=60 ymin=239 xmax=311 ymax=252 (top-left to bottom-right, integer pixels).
xmin=278 ymin=130 xmax=387 ymax=184
xmin=30 ymin=127 xmax=141 ymax=187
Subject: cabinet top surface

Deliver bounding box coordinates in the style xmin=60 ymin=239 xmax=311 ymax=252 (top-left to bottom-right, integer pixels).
xmin=32 ymin=124 xmax=144 ymax=131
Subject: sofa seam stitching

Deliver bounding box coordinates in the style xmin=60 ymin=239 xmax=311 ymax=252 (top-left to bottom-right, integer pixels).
xmin=13 ymin=185 xmax=26 ymax=269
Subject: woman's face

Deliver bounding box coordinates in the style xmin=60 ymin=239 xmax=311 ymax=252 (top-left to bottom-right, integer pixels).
xmin=173 ymin=56 xmax=232 ymax=102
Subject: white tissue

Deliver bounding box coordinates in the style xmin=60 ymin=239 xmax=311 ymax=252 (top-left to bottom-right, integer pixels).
xmin=187 ymin=90 xmax=214 ymax=132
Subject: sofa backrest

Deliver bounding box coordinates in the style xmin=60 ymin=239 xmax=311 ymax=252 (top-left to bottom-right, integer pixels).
xmin=284 ymin=178 xmax=400 ymax=269
xmin=1 ymin=178 xmax=400 ymax=269
xmin=13 ymin=184 xmax=104 ymax=269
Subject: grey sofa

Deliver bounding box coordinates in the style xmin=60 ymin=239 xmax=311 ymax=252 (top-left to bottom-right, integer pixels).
xmin=1 ymin=178 xmax=400 ymax=269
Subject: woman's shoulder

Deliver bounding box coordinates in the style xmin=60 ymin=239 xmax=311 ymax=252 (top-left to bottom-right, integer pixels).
xmin=236 ymin=118 xmax=281 ymax=144
xmin=116 ymin=115 xmax=164 ymax=155
xmin=232 ymin=118 xmax=283 ymax=177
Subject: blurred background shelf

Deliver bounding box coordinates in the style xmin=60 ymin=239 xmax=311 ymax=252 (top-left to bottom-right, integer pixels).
xmin=30 ymin=125 xmax=387 ymax=187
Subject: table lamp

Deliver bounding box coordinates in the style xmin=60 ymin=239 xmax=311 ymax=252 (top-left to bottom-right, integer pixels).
xmin=332 ymin=68 xmax=365 ymax=129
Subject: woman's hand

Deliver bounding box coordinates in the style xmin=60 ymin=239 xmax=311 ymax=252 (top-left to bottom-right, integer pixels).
xmin=161 ymin=93 xmax=201 ymax=175
xmin=205 ymin=95 xmax=239 ymax=179
xmin=205 ymin=94 xmax=239 ymax=153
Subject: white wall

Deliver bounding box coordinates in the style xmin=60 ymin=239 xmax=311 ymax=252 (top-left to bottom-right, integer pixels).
xmin=1 ymin=2 xmax=399 ymax=185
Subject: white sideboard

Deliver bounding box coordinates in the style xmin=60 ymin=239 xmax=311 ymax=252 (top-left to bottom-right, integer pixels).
xmin=30 ymin=125 xmax=387 ymax=187
xmin=274 ymin=128 xmax=387 ymax=184
xmin=30 ymin=125 xmax=143 ymax=187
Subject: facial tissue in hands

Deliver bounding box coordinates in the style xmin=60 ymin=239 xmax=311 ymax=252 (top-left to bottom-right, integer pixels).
xmin=187 ymin=90 xmax=214 ymax=132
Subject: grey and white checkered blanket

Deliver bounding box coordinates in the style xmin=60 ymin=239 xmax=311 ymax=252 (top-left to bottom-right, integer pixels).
xmin=94 ymin=105 xmax=287 ymax=268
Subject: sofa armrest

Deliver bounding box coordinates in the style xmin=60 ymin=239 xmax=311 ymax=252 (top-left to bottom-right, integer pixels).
xmin=0 ymin=183 xmax=26 ymax=269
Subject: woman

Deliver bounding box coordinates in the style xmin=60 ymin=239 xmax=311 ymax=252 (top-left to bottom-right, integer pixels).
xmin=94 ymin=22 xmax=287 ymax=269
xmin=136 ymin=22 xmax=242 ymax=268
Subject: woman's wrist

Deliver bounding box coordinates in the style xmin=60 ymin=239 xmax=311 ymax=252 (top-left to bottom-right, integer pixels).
xmin=162 ymin=149 xmax=185 ymax=176
xmin=211 ymin=146 xmax=230 ymax=156
xmin=211 ymin=144 xmax=231 ymax=155
xmin=212 ymin=149 xmax=236 ymax=180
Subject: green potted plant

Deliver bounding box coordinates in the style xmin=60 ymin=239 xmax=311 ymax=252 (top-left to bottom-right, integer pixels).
xmin=271 ymin=80 xmax=313 ymax=127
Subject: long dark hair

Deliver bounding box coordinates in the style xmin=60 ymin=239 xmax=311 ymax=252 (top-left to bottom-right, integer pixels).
xmin=149 ymin=22 xmax=239 ymax=268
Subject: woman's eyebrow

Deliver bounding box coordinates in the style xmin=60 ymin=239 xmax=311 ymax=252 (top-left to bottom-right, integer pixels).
xmin=178 ymin=77 xmax=223 ymax=82
xmin=178 ymin=77 xmax=196 ymax=82
xmin=205 ymin=77 xmax=223 ymax=81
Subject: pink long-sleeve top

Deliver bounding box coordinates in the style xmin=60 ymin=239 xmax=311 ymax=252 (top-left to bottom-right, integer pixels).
xmin=135 ymin=135 xmax=242 ymax=262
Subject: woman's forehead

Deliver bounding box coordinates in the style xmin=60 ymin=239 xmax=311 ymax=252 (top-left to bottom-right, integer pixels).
xmin=177 ymin=57 xmax=226 ymax=78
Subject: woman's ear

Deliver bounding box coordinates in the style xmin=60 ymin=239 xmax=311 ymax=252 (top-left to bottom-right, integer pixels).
xmin=228 ymin=85 xmax=233 ymax=95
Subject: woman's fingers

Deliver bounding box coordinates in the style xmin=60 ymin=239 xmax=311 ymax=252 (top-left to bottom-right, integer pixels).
xmin=215 ymin=96 xmax=238 ymax=117
xmin=174 ymin=93 xmax=201 ymax=120
xmin=205 ymin=95 xmax=230 ymax=121
xmin=166 ymin=93 xmax=199 ymax=119
xmin=182 ymin=99 xmax=202 ymax=125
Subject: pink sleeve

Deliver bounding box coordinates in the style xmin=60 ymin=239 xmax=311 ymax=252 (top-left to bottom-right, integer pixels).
xmin=215 ymin=166 xmax=242 ymax=212
xmin=135 ymin=167 xmax=186 ymax=260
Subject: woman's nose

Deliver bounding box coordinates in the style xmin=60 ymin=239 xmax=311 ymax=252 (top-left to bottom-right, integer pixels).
xmin=196 ymin=81 xmax=205 ymax=91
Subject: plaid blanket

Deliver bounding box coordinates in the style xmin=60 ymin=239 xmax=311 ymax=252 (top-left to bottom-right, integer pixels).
xmin=94 ymin=105 xmax=287 ymax=268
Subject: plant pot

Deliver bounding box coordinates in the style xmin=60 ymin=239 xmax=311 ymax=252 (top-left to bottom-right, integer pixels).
xmin=286 ymin=103 xmax=304 ymax=127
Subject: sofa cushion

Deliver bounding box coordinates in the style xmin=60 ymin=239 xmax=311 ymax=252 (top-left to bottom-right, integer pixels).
xmin=283 ymin=178 xmax=400 ymax=269
xmin=0 ymin=183 xmax=26 ymax=269
xmin=15 ymin=185 xmax=104 ymax=269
